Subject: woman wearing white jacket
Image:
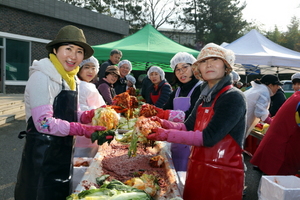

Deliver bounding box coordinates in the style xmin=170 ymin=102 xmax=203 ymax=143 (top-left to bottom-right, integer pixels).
xmin=75 ymin=56 xmax=106 ymax=157
xmin=244 ymin=74 xmax=282 ymax=138
xmin=15 ymin=25 xmax=108 ymax=200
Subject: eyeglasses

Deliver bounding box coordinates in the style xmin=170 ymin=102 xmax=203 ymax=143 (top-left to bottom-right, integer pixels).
xmin=175 ymin=65 xmax=190 ymax=74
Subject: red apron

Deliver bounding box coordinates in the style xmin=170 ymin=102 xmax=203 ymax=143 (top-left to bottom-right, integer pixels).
xmin=183 ymin=85 xmax=244 ymax=200
xmin=150 ymin=83 xmax=167 ymax=105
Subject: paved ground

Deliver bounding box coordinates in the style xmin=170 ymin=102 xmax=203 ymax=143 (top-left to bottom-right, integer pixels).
xmin=243 ymin=153 xmax=263 ymax=200
xmin=0 ymin=116 xmax=26 ymax=200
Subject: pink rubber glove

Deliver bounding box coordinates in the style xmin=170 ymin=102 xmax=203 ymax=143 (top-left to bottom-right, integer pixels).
xmin=80 ymin=109 xmax=95 ymax=124
xmin=69 ymin=122 xmax=106 ymax=138
xmin=147 ymin=127 xmax=203 ymax=146
xmin=150 ymin=116 xmax=187 ymax=130
xmin=263 ymin=116 xmax=273 ymax=124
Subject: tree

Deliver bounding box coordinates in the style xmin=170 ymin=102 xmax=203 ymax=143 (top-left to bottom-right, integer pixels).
xmin=285 ymin=16 xmax=300 ymax=52
xmin=143 ymin=0 xmax=179 ymax=29
xmin=266 ymin=16 xmax=300 ymax=52
xmin=110 ymin=0 xmax=180 ymax=33
xmin=59 ymin=0 xmax=112 ymax=15
xmin=179 ymin=0 xmax=248 ymax=45
xmin=110 ymin=0 xmax=145 ymax=33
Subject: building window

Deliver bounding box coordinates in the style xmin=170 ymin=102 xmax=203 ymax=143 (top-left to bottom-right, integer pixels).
xmin=0 ymin=38 xmax=3 ymax=46
xmin=6 ymin=39 xmax=30 ymax=81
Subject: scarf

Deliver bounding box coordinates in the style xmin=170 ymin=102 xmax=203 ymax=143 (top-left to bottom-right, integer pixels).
xmin=199 ymin=75 xmax=232 ymax=103
xmin=49 ymin=53 xmax=79 ymax=91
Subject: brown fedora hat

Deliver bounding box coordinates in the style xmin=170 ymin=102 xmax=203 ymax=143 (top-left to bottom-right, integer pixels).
xmin=46 ymin=25 xmax=94 ymax=59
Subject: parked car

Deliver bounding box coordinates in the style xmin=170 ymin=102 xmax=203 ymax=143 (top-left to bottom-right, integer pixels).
xmin=281 ymin=80 xmax=294 ymax=98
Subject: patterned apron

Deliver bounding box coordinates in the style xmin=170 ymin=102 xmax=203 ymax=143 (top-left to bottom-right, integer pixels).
xmin=15 ymin=82 xmax=77 ymax=200
xmin=183 ymin=85 xmax=244 ymax=200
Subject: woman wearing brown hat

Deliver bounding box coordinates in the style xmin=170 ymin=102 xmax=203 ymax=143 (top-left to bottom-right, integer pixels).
xmin=147 ymin=43 xmax=247 ymax=199
xmin=97 ymin=65 xmax=121 ymax=105
xmin=15 ymin=25 xmax=108 ymax=200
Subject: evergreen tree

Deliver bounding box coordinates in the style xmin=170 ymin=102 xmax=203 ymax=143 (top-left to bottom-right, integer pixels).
xmin=180 ymin=0 xmax=248 ymax=45
xmin=285 ymin=16 xmax=300 ymax=52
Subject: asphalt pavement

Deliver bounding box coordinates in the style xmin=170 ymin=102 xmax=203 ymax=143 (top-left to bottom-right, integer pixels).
xmin=0 ymin=116 xmax=263 ymax=200
xmin=0 ymin=116 xmax=26 ymax=200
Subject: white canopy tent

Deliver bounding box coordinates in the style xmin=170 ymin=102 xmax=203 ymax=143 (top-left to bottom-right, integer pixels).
xmin=223 ymin=29 xmax=300 ymax=79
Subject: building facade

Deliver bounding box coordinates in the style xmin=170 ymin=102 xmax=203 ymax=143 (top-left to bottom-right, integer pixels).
xmin=158 ymin=27 xmax=197 ymax=49
xmin=0 ymin=0 xmax=129 ymax=93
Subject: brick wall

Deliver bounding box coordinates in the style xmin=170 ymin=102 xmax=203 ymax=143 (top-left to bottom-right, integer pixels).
xmin=0 ymin=6 xmax=122 ymax=46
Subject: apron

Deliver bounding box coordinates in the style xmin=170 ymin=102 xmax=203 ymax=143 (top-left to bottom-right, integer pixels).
xmin=150 ymin=83 xmax=167 ymax=104
xmin=15 ymin=81 xmax=78 ymax=200
xmin=171 ymin=81 xmax=201 ymax=171
xmin=183 ymin=85 xmax=244 ymax=200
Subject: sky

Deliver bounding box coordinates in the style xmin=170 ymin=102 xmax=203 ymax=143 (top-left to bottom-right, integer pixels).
xmin=242 ymin=0 xmax=300 ymax=31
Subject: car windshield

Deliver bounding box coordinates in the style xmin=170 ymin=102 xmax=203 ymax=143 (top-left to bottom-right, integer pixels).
xmin=282 ymin=82 xmax=293 ymax=91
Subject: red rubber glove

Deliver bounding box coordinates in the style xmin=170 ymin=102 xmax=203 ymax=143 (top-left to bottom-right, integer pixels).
xmin=80 ymin=109 xmax=95 ymax=124
xmin=147 ymin=127 xmax=203 ymax=146
xmin=150 ymin=116 xmax=187 ymax=130
xmin=153 ymin=107 xmax=170 ymax=120
xmin=69 ymin=122 xmax=106 ymax=138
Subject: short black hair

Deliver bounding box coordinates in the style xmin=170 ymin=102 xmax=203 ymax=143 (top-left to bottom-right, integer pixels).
xmin=110 ymin=49 xmax=122 ymax=56
xmin=292 ymin=79 xmax=300 ymax=84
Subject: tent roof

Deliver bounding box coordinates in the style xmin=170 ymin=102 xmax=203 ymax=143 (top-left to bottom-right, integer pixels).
xmin=92 ymin=24 xmax=199 ymax=72
xmin=224 ymin=29 xmax=300 ymax=68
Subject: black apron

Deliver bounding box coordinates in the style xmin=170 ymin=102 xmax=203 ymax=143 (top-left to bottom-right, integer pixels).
xmin=15 ymin=82 xmax=78 ymax=200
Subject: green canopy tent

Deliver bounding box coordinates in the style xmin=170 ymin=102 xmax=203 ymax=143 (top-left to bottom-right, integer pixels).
xmin=92 ymin=24 xmax=199 ymax=73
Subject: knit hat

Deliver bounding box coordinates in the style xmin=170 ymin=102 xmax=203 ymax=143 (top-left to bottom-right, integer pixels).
xmin=105 ymin=65 xmax=120 ymax=77
xmin=147 ymin=66 xmax=165 ymax=80
xmin=170 ymin=52 xmax=197 ymax=70
xmin=260 ymin=74 xmax=283 ymax=86
xmin=231 ymin=70 xmax=240 ymax=82
xmin=291 ymin=72 xmax=300 ymax=81
xmin=126 ymin=74 xmax=136 ymax=85
xmin=118 ymin=60 xmax=132 ymax=72
xmin=79 ymin=56 xmax=99 ymax=74
xmin=193 ymin=43 xmax=235 ymax=75
xmin=46 ymin=25 xmax=94 ymax=59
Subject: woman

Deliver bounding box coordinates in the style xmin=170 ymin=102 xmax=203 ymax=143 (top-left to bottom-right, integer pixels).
xmin=244 ymin=74 xmax=281 ymax=138
xmin=97 ymin=65 xmax=120 ymax=105
xmin=126 ymin=74 xmax=136 ymax=90
xmin=147 ymin=43 xmax=247 ymax=200
xmin=162 ymin=52 xmax=202 ymax=172
xmin=146 ymin=66 xmax=172 ymax=108
xmin=15 ymin=25 xmax=108 ymax=200
xmin=75 ymin=56 xmax=106 ymax=158
xmin=114 ymin=59 xmax=132 ymax=94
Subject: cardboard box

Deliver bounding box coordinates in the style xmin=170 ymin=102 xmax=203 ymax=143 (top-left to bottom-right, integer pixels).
xmin=259 ymin=176 xmax=300 ymax=200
